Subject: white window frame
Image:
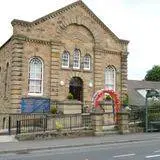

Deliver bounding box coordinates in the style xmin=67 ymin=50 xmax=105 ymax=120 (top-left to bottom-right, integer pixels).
xmin=105 ymin=66 xmax=116 ymax=91
xmin=83 ymin=55 xmax=91 ymax=70
xmin=28 ymin=57 xmax=43 ymax=96
xmin=62 ymin=51 xmax=69 ymax=68
xmin=73 ymin=49 xmax=80 ymax=69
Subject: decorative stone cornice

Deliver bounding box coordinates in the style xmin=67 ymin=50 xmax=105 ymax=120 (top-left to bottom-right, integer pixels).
xmin=11 ymin=0 xmax=129 ymax=44
xmin=121 ymin=51 xmax=129 ymax=58
xmin=51 ymin=40 xmax=63 ymax=47
xmin=119 ymin=39 xmax=129 ymax=45
xmin=11 ymin=19 xmax=32 ymax=27
xmin=94 ymin=47 xmax=121 ymax=55
xmin=12 ymin=35 xmax=26 ymax=41
xmin=25 ymin=37 xmax=51 ymax=45
xmin=11 ymin=35 xmax=51 ymax=45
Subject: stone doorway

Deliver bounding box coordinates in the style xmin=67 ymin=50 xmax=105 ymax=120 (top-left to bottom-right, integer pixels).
xmin=69 ymin=77 xmax=83 ymax=101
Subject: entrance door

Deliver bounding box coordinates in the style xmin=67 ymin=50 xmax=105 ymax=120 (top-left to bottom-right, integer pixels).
xmin=69 ymin=77 xmax=83 ymax=101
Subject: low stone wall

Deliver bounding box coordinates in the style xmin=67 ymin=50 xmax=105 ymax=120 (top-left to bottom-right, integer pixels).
xmin=15 ymin=129 xmax=93 ymax=141
xmin=57 ymin=101 xmax=82 ymax=114
xmin=0 ymin=114 xmax=9 ymax=129
xmin=129 ymin=122 xmax=144 ymax=133
xmin=1 ymin=110 xmax=145 ymax=140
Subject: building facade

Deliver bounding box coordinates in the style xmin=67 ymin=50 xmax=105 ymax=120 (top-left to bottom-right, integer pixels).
xmin=0 ymin=1 xmax=129 ymax=113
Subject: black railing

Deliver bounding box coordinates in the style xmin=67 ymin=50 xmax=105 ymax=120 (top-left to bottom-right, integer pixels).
xmin=16 ymin=113 xmax=92 ymax=134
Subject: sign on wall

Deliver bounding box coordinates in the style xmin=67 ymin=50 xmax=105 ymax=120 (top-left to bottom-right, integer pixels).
xmin=21 ymin=97 xmax=50 ymax=113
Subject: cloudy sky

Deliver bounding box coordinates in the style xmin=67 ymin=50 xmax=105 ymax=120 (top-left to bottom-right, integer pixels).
xmin=0 ymin=0 xmax=160 ymax=80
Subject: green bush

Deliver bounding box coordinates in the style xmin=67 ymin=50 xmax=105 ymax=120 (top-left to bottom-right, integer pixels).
xmin=104 ymin=94 xmax=112 ymax=101
xmin=50 ymin=105 xmax=57 ymax=114
xmin=148 ymin=112 xmax=160 ymax=121
xmin=123 ymin=93 xmax=129 ymax=106
xmin=55 ymin=121 xmax=63 ymax=131
xmin=148 ymin=101 xmax=160 ymax=121
xmin=67 ymin=92 xmax=73 ymax=99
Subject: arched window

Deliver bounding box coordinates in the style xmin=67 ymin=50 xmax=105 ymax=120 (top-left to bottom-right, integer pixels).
xmin=83 ymin=55 xmax=91 ymax=70
xmin=105 ymin=66 xmax=116 ymax=90
xmin=28 ymin=57 xmax=43 ymax=95
xmin=73 ymin=49 xmax=80 ymax=69
xmin=62 ymin=51 xmax=69 ymax=68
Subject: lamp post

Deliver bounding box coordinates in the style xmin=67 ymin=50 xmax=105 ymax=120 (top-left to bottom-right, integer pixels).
xmin=145 ymin=89 xmax=160 ymax=132
xmin=145 ymin=90 xmax=149 ymax=133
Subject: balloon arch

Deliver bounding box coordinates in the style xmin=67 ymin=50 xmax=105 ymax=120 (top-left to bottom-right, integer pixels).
xmin=92 ymin=89 xmax=121 ymax=114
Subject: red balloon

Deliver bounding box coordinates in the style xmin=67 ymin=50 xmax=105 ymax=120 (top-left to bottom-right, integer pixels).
xmin=93 ymin=89 xmax=121 ymax=114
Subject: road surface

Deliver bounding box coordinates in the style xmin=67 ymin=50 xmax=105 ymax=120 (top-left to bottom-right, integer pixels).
xmin=0 ymin=138 xmax=160 ymax=160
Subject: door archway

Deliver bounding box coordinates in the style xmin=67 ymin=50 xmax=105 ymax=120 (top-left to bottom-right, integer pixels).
xmin=69 ymin=77 xmax=83 ymax=101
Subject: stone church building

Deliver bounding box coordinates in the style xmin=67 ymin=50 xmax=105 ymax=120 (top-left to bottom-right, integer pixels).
xmin=0 ymin=0 xmax=129 ymax=113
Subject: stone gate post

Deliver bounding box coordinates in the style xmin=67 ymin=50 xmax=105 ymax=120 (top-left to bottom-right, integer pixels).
xmin=117 ymin=112 xmax=130 ymax=134
xmin=91 ymin=113 xmax=104 ymax=136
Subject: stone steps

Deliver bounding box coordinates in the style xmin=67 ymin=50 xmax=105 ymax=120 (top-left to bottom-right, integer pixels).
xmin=103 ymin=125 xmax=119 ymax=135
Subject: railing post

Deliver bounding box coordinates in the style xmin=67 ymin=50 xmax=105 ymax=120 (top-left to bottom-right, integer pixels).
xmin=145 ymin=97 xmax=148 ymax=132
xmin=70 ymin=115 xmax=72 ymax=130
xmin=16 ymin=120 xmax=21 ymax=134
xmin=43 ymin=115 xmax=47 ymax=132
xmin=8 ymin=116 xmax=11 ymax=135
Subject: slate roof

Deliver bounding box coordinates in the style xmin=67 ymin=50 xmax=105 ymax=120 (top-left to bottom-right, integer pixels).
xmin=127 ymin=80 xmax=160 ymax=107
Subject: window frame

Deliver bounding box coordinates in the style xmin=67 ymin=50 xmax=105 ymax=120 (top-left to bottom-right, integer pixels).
xmin=62 ymin=51 xmax=70 ymax=68
xmin=73 ymin=49 xmax=80 ymax=69
xmin=28 ymin=57 xmax=43 ymax=96
xmin=104 ymin=66 xmax=116 ymax=91
xmin=83 ymin=54 xmax=91 ymax=70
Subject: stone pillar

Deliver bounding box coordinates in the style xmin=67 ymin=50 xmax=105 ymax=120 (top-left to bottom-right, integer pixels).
xmin=50 ymin=41 xmax=61 ymax=101
xmin=10 ymin=36 xmax=25 ymax=113
xmin=117 ymin=112 xmax=129 ymax=134
xmin=100 ymin=101 xmax=115 ymax=126
xmin=91 ymin=113 xmax=104 ymax=136
xmin=121 ymin=52 xmax=128 ymax=99
xmin=94 ymin=48 xmax=103 ymax=92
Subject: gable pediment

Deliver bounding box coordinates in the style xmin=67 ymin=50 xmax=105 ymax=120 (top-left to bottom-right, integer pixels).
xmin=11 ymin=0 xmax=129 ymax=51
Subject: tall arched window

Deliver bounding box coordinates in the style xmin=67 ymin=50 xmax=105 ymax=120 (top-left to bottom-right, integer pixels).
xmin=83 ymin=55 xmax=91 ymax=70
xmin=62 ymin=51 xmax=69 ymax=68
xmin=105 ymin=66 xmax=116 ymax=90
xmin=28 ymin=57 xmax=43 ymax=95
xmin=73 ymin=49 xmax=80 ymax=69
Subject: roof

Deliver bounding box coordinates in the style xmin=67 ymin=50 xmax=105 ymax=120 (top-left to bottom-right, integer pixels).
xmin=1 ymin=1 xmax=129 ymax=49
xmin=11 ymin=0 xmax=129 ymax=44
xmin=128 ymin=80 xmax=160 ymax=106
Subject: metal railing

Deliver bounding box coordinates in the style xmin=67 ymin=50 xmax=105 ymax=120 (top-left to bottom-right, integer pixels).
xmin=16 ymin=113 xmax=92 ymax=134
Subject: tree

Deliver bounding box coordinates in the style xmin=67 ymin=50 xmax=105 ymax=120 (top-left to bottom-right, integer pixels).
xmin=145 ymin=65 xmax=160 ymax=81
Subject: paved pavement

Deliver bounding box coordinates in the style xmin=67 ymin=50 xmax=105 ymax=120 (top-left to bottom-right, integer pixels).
xmin=0 ymin=133 xmax=160 ymax=154
xmin=0 ymin=135 xmax=17 ymax=143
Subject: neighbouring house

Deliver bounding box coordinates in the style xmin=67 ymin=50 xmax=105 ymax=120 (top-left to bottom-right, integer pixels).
xmin=128 ymin=80 xmax=160 ymax=107
xmin=0 ymin=0 xmax=129 ymax=113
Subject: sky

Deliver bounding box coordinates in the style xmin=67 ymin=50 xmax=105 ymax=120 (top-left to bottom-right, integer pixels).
xmin=0 ymin=0 xmax=160 ymax=80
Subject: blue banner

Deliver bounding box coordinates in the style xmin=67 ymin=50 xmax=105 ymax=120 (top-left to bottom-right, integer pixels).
xmin=21 ymin=97 xmax=50 ymax=113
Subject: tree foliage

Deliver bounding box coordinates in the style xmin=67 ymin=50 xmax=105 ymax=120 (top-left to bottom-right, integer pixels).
xmin=145 ymin=65 xmax=160 ymax=81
